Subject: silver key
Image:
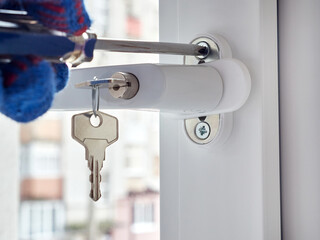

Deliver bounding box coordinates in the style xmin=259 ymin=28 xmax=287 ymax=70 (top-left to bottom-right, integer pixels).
xmin=72 ymin=111 xmax=118 ymax=201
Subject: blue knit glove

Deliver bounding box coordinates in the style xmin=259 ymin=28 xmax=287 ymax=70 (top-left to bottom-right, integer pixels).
xmin=0 ymin=0 xmax=91 ymax=122
xmin=23 ymin=0 xmax=91 ymax=36
xmin=0 ymin=57 xmax=69 ymax=122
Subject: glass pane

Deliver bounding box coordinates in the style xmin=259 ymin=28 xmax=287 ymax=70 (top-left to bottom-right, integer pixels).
xmin=81 ymin=0 xmax=159 ymax=68
xmin=4 ymin=1 xmax=160 ymax=240
xmin=18 ymin=111 xmax=159 ymax=240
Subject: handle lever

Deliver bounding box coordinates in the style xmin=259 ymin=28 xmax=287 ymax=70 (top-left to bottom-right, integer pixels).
xmin=95 ymin=39 xmax=210 ymax=58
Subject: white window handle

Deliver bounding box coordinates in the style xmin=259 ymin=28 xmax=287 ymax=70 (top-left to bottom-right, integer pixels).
xmin=52 ymin=35 xmax=251 ymax=118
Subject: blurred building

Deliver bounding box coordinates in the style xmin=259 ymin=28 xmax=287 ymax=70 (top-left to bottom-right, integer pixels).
xmin=19 ymin=116 xmax=65 ymax=240
xmin=18 ymin=110 xmax=159 ymax=240
xmin=113 ymin=190 xmax=160 ymax=240
xmin=83 ymin=0 xmax=159 ymax=67
xmin=80 ymin=1 xmax=160 ymax=238
xmin=62 ymin=110 xmax=160 ymax=240
xmin=17 ymin=0 xmax=159 ymax=239
xmin=18 ymin=110 xmax=160 ymax=240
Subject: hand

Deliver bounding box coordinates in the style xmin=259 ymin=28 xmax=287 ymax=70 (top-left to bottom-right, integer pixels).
xmin=0 ymin=0 xmax=91 ymax=122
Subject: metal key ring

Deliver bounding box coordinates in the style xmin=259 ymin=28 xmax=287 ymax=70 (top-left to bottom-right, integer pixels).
xmin=92 ymin=84 xmax=100 ymax=117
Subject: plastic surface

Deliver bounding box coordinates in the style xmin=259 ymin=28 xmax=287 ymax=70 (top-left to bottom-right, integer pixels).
xmin=159 ymin=0 xmax=280 ymax=240
xmin=279 ymin=1 xmax=320 ymax=239
xmin=208 ymin=59 xmax=251 ymax=114
xmin=53 ymin=59 xmax=250 ymax=118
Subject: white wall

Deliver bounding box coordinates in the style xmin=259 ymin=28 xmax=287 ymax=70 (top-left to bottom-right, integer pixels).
xmin=0 ymin=117 xmax=19 ymax=240
xmin=279 ymin=1 xmax=320 ymax=239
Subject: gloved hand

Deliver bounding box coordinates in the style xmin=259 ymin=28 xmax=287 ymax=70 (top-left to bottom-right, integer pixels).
xmin=0 ymin=0 xmax=91 ymax=122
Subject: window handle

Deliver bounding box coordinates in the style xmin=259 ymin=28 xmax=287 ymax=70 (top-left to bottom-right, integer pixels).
xmin=53 ymin=34 xmax=251 ymax=119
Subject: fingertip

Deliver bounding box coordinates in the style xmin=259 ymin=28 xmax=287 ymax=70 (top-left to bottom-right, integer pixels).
xmin=52 ymin=63 xmax=69 ymax=92
xmin=1 ymin=60 xmax=56 ymax=122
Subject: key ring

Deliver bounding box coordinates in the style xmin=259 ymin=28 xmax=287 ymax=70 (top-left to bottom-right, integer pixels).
xmin=92 ymin=78 xmax=100 ymax=117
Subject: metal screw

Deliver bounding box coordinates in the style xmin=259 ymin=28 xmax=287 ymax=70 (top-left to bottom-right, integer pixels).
xmin=196 ymin=41 xmax=210 ymax=60
xmin=195 ymin=122 xmax=211 ymax=140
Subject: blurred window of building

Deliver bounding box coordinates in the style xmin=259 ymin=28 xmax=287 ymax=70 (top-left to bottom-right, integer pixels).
xmin=113 ymin=191 xmax=159 ymax=238
xmin=21 ymin=142 xmax=61 ymax=178
xmin=124 ymin=145 xmax=147 ymax=176
xmin=100 ymin=173 xmax=111 ymax=202
xmin=19 ymin=201 xmax=64 ymax=239
xmin=86 ymin=0 xmax=110 ymax=36
xmin=19 ymin=115 xmax=65 ymax=240
xmin=133 ymin=202 xmax=154 ymax=224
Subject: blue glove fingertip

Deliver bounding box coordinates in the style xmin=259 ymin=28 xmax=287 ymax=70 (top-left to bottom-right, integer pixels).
xmin=52 ymin=63 xmax=69 ymax=92
xmin=1 ymin=57 xmax=56 ymax=122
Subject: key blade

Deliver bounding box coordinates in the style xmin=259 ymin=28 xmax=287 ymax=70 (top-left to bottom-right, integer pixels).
xmin=91 ymin=158 xmax=102 ymax=201
xmin=89 ymin=157 xmax=102 ymax=201
xmin=85 ymin=139 xmax=107 ymax=201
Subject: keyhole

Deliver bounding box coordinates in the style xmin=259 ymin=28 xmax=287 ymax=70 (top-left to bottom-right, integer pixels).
xmin=90 ymin=114 xmax=102 ymax=127
xmin=113 ymin=84 xmax=120 ymax=91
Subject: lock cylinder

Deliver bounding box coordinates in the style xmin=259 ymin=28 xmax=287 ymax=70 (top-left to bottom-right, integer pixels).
xmin=108 ymin=72 xmax=140 ymax=100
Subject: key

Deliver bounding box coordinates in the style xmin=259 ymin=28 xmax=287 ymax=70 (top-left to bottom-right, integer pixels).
xmin=72 ymin=111 xmax=118 ymax=201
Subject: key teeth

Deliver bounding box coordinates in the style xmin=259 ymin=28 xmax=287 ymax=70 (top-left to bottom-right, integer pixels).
xmin=88 ymin=161 xmax=93 ymax=171
xmin=89 ymin=174 xmax=101 ymax=183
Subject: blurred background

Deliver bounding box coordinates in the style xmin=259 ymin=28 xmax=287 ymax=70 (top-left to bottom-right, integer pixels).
xmin=0 ymin=0 xmax=160 ymax=239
